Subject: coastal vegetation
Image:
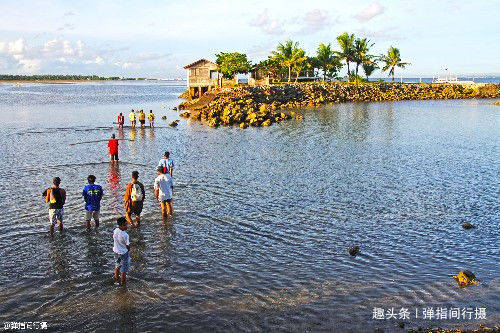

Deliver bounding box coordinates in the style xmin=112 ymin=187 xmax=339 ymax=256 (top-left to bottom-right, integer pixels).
xmin=379 ymin=46 xmax=411 ymax=82
xmin=215 ymin=52 xmax=252 ymax=80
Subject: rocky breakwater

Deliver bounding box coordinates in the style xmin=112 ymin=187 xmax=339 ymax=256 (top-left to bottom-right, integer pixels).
xmin=178 ymin=83 xmax=500 ymax=128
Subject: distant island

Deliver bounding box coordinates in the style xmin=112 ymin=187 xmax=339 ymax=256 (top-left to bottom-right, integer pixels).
xmin=0 ymin=75 xmax=154 ymax=82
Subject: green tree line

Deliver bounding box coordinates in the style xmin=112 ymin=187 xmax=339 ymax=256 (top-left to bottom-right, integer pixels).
xmin=215 ymin=32 xmax=410 ymax=83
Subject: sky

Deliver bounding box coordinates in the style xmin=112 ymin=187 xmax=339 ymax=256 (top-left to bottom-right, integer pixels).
xmin=0 ymin=0 xmax=498 ymax=78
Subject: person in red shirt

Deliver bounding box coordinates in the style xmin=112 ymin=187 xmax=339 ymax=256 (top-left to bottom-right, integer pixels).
xmin=117 ymin=113 xmax=124 ymax=128
xmin=108 ymin=134 xmax=119 ymax=163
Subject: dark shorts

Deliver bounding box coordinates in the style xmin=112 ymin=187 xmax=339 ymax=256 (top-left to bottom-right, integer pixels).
xmin=161 ymin=199 xmax=172 ymax=204
xmin=127 ymin=201 xmax=143 ymax=215
xmin=140 ymin=120 xmax=145 ymax=125
xmin=110 ymin=153 xmax=119 ymax=161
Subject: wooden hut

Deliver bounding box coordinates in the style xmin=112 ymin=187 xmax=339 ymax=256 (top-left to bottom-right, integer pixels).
xmin=184 ymin=59 xmax=219 ymax=99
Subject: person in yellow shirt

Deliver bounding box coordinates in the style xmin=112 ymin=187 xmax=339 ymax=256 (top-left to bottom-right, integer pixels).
xmin=138 ymin=110 xmax=146 ymax=128
xmin=129 ymin=110 xmax=136 ymax=128
xmin=148 ymin=110 xmax=155 ymax=128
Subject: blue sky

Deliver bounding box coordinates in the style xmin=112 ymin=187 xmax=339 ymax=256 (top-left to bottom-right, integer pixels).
xmin=0 ymin=0 xmax=498 ymax=78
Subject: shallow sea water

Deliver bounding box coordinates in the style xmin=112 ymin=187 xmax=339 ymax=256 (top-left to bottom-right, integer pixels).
xmin=0 ymin=81 xmax=498 ymax=332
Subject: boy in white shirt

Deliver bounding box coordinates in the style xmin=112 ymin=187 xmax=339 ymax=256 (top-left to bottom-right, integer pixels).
xmin=113 ymin=217 xmax=130 ymax=285
xmin=154 ymin=166 xmax=174 ymax=219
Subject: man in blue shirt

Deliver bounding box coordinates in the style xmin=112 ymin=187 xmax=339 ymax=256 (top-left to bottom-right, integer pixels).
xmin=82 ymin=175 xmax=104 ymax=229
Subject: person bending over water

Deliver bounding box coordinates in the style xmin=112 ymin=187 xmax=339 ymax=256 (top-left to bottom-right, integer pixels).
xmin=124 ymin=171 xmax=145 ymax=227
xmin=108 ymin=134 xmax=119 ymax=163
xmin=82 ymin=175 xmax=103 ymax=230
xmin=42 ymin=177 xmax=66 ymax=235
xmin=154 ymin=166 xmax=174 ymax=219
xmin=113 ymin=217 xmax=130 ymax=285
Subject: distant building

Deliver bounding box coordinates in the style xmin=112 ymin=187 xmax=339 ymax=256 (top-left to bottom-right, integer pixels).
xmin=183 ymin=58 xmax=237 ymax=99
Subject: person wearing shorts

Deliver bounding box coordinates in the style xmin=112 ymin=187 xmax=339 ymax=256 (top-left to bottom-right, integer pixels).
xmin=124 ymin=171 xmax=145 ymax=227
xmin=42 ymin=177 xmax=66 ymax=235
xmin=82 ymin=175 xmax=103 ymax=229
xmin=138 ymin=110 xmax=146 ymax=128
xmin=154 ymin=166 xmax=174 ymax=219
xmin=113 ymin=217 xmax=130 ymax=285
xmin=129 ymin=110 xmax=136 ymax=128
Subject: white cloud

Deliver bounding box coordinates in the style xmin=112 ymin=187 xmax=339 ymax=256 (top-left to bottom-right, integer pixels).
xmin=299 ymin=9 xmax=332 ymax=35
xmin=249 ymin=9 xmax=285 ymax=35
xmin=0 ymin=38 xmax=26 ymax=55
xmin=354 ymin=2 xmax=385 ymax=22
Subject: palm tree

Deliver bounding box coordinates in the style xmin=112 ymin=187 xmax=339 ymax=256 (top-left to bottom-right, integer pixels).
xmin=380 ymin=46 xmax=411 ymax=82
xmin=272 ymin=40 xmax=301 ymax=83
xmin=291 ymin=49 xmax=308 ymax=83
xmin=353 ymin=38 xmax=374 ymax=77
xmin=315 ymin=43 xmax=342 ymax=81
xmin=336 ymin=32 xmax=355 ymax=79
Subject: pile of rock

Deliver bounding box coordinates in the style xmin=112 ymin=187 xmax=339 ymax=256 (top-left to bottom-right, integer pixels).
xmin=178 ymin=82 xmax=500 ymax=128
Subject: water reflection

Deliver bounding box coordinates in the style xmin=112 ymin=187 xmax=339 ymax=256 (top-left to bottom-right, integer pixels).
xmin=49 ymin=236 xmax=70 ymax=280
xmin=108 ymin=163 xmax=122 ymax=215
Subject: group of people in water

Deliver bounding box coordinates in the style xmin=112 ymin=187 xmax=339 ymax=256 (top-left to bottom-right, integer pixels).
xmin=42 ymin=120 xmax=175 ymax=284
xmin=117 ymin=109 xmax=155 ymax=129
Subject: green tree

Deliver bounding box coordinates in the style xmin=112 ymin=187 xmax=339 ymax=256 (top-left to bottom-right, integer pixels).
xmin=336 ymin=32 xmax=355 ymax=79
xmin=379 ymin=46 xmax=410 ymax=82
xmin=353 ymin=38 xmax=374 ymax=77
xmin=315 ymin=43 xmax=343 ymax=81
xmin=362 ymin=61 xmax=379 ymax=81
xmin=215 ymin=52 xmax=252 ymax=80
xmin=272 ymin=40 xmax=304 ymax=83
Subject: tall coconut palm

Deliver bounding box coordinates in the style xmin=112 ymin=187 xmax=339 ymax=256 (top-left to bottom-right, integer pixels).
xmin=272 ymin=40 xmax=301 ymax=83
xmin=336 ymin=32 xmax=355 ymax=79
xmin=380 ymin=46 xmax=411 ymax=82
xmin=315 ymin=43 xmax=342 ymax=81
xmin=353 ymin=38 xmax=374 ymax=77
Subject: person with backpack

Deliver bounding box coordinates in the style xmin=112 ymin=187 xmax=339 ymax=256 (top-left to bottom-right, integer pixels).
xmin=82 ymin=175 xmax=103 ymax=230
xmin=42 ymin=177 xmax=66 ymax=235
xmin=124 ymin=171 xmax=145 ymax=227
xmin=157 ymin=151 xmax=174 ymax=177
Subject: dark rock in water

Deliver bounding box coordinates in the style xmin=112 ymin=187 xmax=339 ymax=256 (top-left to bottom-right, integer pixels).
xmin=161 ymin=116 xmax=167 ymax=120
xmin=398 ymin=322 xmax=405 ymax=328
xmin=173 ymin=106 xmax=178 ymax=111
xmin=179 ymin=111 xmax=191 ymax=118
xmin=348 ymin=246 xmax=360 ymax=256
xmin=169 ymin=121 xmax=178 ymax=127
xmin=462 ymin=222 xmax=475 ymax=229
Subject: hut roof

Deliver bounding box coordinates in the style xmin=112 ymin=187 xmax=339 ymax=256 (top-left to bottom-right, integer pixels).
xmin=183 ymin=58 xmax=217 ymax=69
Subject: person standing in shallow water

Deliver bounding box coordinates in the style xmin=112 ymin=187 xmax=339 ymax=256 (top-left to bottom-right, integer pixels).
xmin=148 ymin=110 xmax=155 ymax=128
xmin=117 ymin=112 xmax=124 ymax=129
xmin=108 ymin=134 xmax=119 ymax=163
xmin=113 ymin=217 xmax=130 ymax=285
xmin=82 ymin=175 xmax=103 ymax=230
xmin=124 ymin=171 xmax=145 ymax=227
xmin=42 ymin=177 xmax=66 ymax=235
xmin=157 ymin=151 xmax=174 ymax=177
xmin=154 ymin=166 xmax=174 ymax=219
xmin=129 ymin=109 xmax=136 ymax=128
